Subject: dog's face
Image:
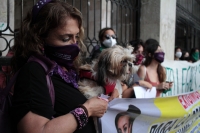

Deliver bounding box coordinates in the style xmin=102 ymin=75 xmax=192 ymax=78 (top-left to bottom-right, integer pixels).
xmin=93 ymin=45 xmax=135 ymax=86
xmin=120 ymin=61 xmax=134 ymax=82
xmin=120 ymin=46 xmax=136 ymax=82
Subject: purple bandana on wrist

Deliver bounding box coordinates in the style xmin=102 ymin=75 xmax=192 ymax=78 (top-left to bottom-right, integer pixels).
xmin=32 ymin=0 xmax=52 ymax=22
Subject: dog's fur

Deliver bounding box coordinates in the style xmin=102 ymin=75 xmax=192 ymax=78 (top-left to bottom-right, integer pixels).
xmin=78 ymin=45 xmax=135 ymax=99
xmin=120 ymin=45 xmax=137 ymax=82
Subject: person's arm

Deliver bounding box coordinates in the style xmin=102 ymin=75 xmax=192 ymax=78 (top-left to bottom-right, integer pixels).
xmin=122 ymin=87 xmax=134 ymax=98
xmin=156 ymin=82 xmax=170 ymax=91
xmin=18 ymin=111 xmax=78 ymax=133
xmin=155 ymin=67 xmax=170 ymax=90
xmin=137 ymin=65 xmax=146 ymax=80
xmin=169 ymin=82 xmax=173 ymax=88
xmin=18 ymin=97 xmax=108 ymax=133
xmin=108 ymin=89 xmax=119 ymax=101
xmin=163 ymin=68 xmax=173 ymax=89
xmin=14 ymin=62 xmax=108 ymax=133
xmin=138 ymin=80 xmax=152 ymax=89
xmin=122 ymin=80 xmax=153 ymax=98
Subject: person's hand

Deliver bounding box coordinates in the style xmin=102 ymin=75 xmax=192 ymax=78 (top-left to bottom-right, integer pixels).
xmin=156 ymin=82 xmax=170 ymax=90
xmin=139 ymin=80 xmax=152 ymax=89
xmin=121 ymin=82 xmax=128 ymax=92
xmin=108 ymin=89 xmax=119 ymax=102
xmin=169 ymin=82 xmax=173 ymax=88
xmin=83 ymin=97 xmax=108 ymax=117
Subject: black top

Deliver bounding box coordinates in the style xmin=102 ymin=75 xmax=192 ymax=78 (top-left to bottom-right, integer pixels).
xmin=11 ymin=62 xmax=95 ymax=133
xmin=90 ymin=45 xmax=101 ymax=62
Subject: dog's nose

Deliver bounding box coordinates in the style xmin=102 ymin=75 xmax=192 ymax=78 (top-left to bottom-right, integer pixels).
xmin=128 ymin=63 xmax=132 ymax=67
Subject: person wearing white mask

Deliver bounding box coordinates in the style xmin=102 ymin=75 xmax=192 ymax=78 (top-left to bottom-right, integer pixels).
xmin=90 ymin=27 xmax=117 ymax=62
xmin=174 ymin=47 xmax=182 ymax=60
xmin=102 ymin=34 xmax=117 ymax=47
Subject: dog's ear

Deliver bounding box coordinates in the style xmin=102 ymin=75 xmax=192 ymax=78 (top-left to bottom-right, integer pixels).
xmin=96 ymin=54 xmax=110 ymax=86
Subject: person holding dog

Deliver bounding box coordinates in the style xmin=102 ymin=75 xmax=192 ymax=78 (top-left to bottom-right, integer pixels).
xmin=10 ymin=1 xmax=108 ymax=133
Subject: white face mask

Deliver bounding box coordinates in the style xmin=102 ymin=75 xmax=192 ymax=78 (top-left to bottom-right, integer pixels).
xmin=102 ymin=38 xmax=117 ymax=48
xmin=175 ymin=52 xmax=182 ymax=58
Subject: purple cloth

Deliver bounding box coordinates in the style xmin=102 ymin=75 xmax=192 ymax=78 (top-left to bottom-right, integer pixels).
xmin=32 ymin=0 xmax=52 ymax=22
xmin=154 ymin=52 xmax=165 ymax=63
xmin=50 ymin=64 xmax=79 ymax=89
xmin=44 ymin=43 xmax=80 ymax=70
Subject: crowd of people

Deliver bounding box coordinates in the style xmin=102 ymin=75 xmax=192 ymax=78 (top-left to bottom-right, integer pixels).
xmin=174 ymin=46 xmax=199 ymax=63
xmin=0 ymin=0 xmax=200 ymax=133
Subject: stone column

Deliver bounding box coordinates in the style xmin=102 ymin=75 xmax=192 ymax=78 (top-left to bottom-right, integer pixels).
xmin=101 ymin=0 xmax=111 ymax=28
xmin=140 ymin=0 xmax=177 ymax=60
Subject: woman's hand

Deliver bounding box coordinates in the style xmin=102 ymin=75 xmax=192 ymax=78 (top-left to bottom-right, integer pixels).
xmin=83 ymin=97 xmax=108 ymax=117
xmin=156 ymin=82 xmax=170 ymax=90
xmin=108 ymin=89 xmax=119 ymax=101
xmin=169 ymin=82 xmax=173 ymax=88
xmin=121 ymin=82 xmax=128 ymax=92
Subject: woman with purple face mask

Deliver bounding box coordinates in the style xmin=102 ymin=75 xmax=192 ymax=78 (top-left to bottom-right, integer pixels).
xmin=10 ymin=1 xmax=108 ymax=133
xmin=137 ymin=39 xmax=173 ymax=97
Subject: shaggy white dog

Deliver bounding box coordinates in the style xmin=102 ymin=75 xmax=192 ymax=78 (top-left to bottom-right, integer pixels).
xmin=78 ymin=45 xmax=135 ymax=99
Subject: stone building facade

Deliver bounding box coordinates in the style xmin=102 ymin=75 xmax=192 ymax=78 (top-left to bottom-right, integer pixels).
xmin=0 ymin=0 xmax=200 ymax=60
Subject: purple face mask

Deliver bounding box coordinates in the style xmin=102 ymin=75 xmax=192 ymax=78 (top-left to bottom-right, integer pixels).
xmin=154 ymin=52 xmax=165 ymax=63
xmin=45 ymin=43 xmax=80 ymax=69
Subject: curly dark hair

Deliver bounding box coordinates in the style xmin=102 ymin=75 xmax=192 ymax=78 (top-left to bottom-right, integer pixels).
xmin=129 ymin=39 xmax=144 ymax=52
